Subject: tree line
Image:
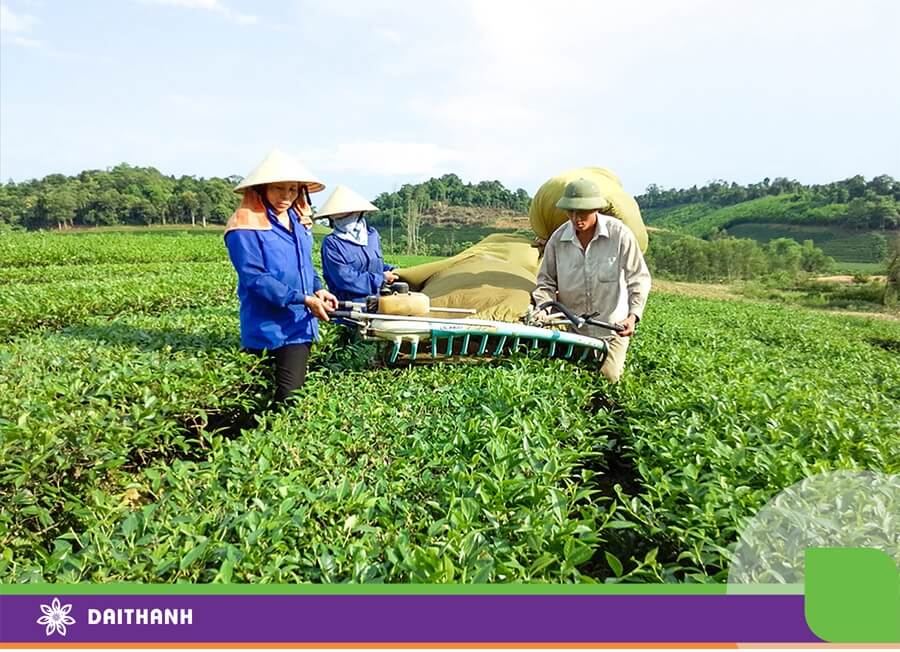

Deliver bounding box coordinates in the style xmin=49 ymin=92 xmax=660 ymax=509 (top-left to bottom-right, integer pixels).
xmin=368 ymin=174 xmax=531 ymax=227
xmin=638 ymin=174 xmax=900 ymax=232
xmin=638 ymin=174 xmax=899 ymax=209
xmin=646 ymin=232 xmax=900 ymax=308
xmin=0 ymin=164 xmax=241 ymax=231
xmin=0 ymin=168 xmax=532 ymax=232
xmin=645 ymin=235 xmax=833 ymax=282
xmin=0 ymin=162 xmax=863 ymax=286
xmin=3 ymin=164 xmax=898 ymax=236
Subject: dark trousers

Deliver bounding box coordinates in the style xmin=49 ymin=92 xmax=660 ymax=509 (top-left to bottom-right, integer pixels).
xmin=246 ymin=343 xmax=311 ymax=404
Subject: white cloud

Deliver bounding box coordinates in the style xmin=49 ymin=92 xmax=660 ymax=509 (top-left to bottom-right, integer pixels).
xmin=408 ymin=0 xmax=900 ymax=194
xmin=462 ymin=0 xmax=721 ymax=91
xmin=140 ymin=0 xmax=257 ymax=25
xmin=3 ymin=0 xmax=897 ymax=193
xmin=0 ymin=3 xmax=37 ymax=33
xmin=164 ymin=93 xmax=214 ymax=114
xmin=300 ymin=142 xmax=468 ymax=178
xmin=450 ymin=145 xmax=544 ymax=186
xmin=303 ymin=1 xmax=377 ymax=20
xmin=230 ymin=11 xmax=256 ymax=25
xmin=409 ymin=94 xmax=541 ymax=133
xmin=375 ymin=27 xmax=401 ymax=43
xmin=0 ymin=3 xmax=43 ymax=47
xmin=144 ymin=0 xmax=218 ymax=9
xmin=293 ymin=140 xmax=542 ymax=194
xmin=5 ymin=34 xmax=39 ymax=46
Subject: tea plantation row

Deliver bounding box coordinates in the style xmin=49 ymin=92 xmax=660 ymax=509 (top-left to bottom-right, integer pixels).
xmin=1 ymin=232 xmax=897 ymax=582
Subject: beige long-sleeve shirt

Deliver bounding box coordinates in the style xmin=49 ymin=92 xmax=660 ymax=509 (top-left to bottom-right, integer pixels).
xmin=532 ymin=216 xmax=651 ymax=338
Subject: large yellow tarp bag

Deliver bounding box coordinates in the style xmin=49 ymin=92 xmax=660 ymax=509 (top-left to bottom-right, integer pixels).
xmin=395 ymin=233 xmax=538 ymax=321
xmin=529 ymin=167 xmax=649 ymax=252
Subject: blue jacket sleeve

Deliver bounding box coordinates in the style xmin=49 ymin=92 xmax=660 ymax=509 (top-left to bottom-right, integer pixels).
xmin=302 ymin=227 xmax=324 ymax=293
xmin=226 ymin=231 xmax=303 ymax=307
xmin=370 ymin=230 xmax=394 ymax=272
xmin=322 ymin=236 xmax=383 ymax=299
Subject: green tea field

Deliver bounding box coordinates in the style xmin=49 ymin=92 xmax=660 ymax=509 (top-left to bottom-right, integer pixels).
xmin=1 ymin=231 xmax=898 ymax=583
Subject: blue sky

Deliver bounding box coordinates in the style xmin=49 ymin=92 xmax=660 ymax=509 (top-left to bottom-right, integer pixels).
xmin=1 ymin=0 xmax=899 ymax=199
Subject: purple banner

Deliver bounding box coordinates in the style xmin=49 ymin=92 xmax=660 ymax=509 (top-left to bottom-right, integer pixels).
xmin=0 ymin=594 xmax=820 ymax=644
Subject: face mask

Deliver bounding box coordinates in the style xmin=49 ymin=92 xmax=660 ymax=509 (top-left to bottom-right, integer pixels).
xmin=332 ymin=213 xmax=368 ymax=246
xmin=332 ymin=213 xmax=361 ymax=229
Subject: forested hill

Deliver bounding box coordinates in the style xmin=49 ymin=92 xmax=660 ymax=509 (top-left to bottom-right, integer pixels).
xmin=3 ymin=164 xmax=898 ymax=247
xmin=0 ymin=164 xmax=241 ymax=230
xmin=0 ymin=166 xmax=530 ymax=231
xmin=369 ymin=174 xmax=530 ymax=227
xmin=637 ymin=175 xmax=900 ymax=237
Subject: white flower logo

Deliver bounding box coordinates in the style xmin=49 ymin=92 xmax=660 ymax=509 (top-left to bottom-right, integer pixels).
xmin=36 ymin=598 xmax=75 ymax=637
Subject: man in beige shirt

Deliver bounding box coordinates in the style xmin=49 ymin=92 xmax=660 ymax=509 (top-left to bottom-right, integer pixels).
xmin=532 ymin=178 xmax=651 ymax=383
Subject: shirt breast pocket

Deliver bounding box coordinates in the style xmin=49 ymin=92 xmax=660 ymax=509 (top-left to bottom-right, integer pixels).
xmin=595 ymin=255 xmax=620 ymax=283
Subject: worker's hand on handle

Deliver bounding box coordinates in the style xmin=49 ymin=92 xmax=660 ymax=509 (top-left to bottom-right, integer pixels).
xmin=384 ymin=270 xmax=399 ymax=284
xmin=314 ymin=289 xmax=339 ymax=312
xmin=305 ymin=294 xmax=331 ymax=321
xmin=530 ymin=308 xmax=553 ymax=326
xmin=615 ymin=314 xmax=638 ymax=337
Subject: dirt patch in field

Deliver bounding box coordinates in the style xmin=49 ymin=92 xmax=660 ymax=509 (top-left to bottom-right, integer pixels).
xmin=814 ymin=275 xmax=887 ymax=283
xmin=654 ymin=279 xmax=899 ymax=322
xmin=491 ymin=216 xmax=532 ymax=229
xmin=829 ymin=309 xmax=900 ymax=323
xmin=420 ymin=206 xmax=528 ymax=227
xmin=652 ymin=279 xmax=742 ymax=301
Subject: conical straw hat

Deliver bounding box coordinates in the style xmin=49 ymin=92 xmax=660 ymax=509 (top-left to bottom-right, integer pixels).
xmin=234 ymin=149 xmax=325 ymax=193
xmin=315 ymin=184 xmax=377 ymax=218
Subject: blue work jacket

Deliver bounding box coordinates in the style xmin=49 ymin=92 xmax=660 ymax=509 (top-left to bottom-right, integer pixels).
xmin=225 ymin=208 xmax=323 ymax=350
xmin=321 ymin=228 xmax=394 ymax=303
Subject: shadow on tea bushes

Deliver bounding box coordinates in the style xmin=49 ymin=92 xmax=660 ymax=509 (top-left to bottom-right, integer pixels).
xmin=31 ymin=360 xmax=632 ymax=582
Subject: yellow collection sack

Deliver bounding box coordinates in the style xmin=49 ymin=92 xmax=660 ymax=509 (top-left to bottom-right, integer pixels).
xmin=529 ymin=167 xmax=648 ymax=252
xmin=395 ymin=234 xmax=539 ymax=322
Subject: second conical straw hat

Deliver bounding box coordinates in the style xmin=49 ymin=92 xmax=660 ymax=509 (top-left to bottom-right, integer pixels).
xmin=315 ymin=184 xmax=378 ymax=217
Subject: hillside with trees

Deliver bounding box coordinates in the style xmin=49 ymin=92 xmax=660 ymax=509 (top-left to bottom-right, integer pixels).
xmin=7 ymin=165 xmax=899 ymax=298
xmin=637 ymin=175 xmax=899 ymax=264
xmin=638 ymin=174 xmax=899 ymax=229
xmin=644 ymin=231 xmax=833 ymax=281
xmin=0 ymin=164 xmax=241 ymax=231
xmin=368 ymin=174 xmax=530 ymax=227
xmin=0 ymin=168 xmax=530 ymax=233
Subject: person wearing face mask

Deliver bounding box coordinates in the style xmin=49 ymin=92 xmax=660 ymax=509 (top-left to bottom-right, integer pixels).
xmin=224 ymin=149 xmax=338 ymax=404
xmin=531 ymin=178 xmax=651 ymax=384
xmin=318 ymin=185 xmax=399 ymax=303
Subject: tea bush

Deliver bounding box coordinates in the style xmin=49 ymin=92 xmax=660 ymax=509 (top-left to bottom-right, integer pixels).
xmin=1 ymin=231 xmax=897 ymax=583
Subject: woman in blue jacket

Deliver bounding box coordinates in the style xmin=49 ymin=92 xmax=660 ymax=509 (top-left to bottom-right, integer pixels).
xmin=224 ymin=149 xmax=337 ymax=404
xmin=318 ymin=185 xmax=398 ymax=303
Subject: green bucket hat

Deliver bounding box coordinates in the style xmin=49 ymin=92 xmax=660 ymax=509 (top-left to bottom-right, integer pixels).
xmin=555 ymin=178 xmax=610 ymax=211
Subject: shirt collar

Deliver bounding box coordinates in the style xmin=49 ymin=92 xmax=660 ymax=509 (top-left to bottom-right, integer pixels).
xmin=560 ymin=215 xmax=611 ymax=243
xmin=264 ymin=205 xmax=300 ymax=229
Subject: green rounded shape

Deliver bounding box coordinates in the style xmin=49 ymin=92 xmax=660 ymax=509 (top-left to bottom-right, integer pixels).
xmin=555 ymin=178 xmax=610 ymax=211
